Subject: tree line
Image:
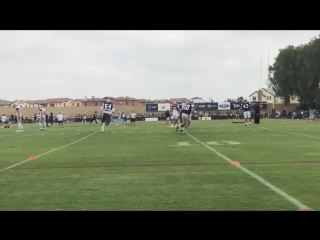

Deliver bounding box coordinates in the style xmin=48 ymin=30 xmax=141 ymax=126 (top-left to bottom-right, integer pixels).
xmin=268 ymin=35 xmax=320 ymax=109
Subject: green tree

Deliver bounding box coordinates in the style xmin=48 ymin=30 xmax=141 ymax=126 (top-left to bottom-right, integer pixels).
xmin=268 ymin=35 xmax=320 ymax=109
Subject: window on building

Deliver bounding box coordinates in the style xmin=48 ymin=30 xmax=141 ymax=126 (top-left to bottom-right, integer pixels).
xmin=267 ymin=96 xmax=272 ymax=100
xmin=291 ymin=96 xmax=295 ymax=100
xmin=253 ymin=97 xmax=256 ymax=101
xmin=77 ymin=103 xmax=79 ymax=107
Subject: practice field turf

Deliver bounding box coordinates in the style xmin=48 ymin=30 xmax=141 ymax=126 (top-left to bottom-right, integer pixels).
xmin=1 ymin=119 xmax=320 ymax=210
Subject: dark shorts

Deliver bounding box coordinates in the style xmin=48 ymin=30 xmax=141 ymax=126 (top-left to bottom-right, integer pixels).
xmin=58 ymin=120 xmax=63 ymax=124
xmin=102 ymin=113 xmax=111 ymax=124
xmin=130 ymin=118 xmax=135 ymax=122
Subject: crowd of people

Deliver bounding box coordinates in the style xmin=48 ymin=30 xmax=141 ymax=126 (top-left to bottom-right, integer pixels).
xmin=1 ymin=108 xmax=319 ymax=128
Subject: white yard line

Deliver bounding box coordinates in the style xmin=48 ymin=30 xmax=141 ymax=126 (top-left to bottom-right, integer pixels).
xmin=0 ymin=132 xmax=96 ymax=173
xmin=257 ymin=126 xmax=320 ymax=140
xmin=185 ymin=131 xmax=313 ymax=210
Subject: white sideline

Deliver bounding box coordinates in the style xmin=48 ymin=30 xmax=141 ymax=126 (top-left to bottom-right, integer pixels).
xmin=258 ymin=126 xmax=320 ymax=140
xmin=0 ymin=132 xmax=96 ymax=173
xmin=185 ymin=132 xmax=313 ymax=210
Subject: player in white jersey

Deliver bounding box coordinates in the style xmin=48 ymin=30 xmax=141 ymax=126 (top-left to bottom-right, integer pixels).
xmin=82 ymin=112 xmax=87 ymax=123
xmin=170 ymin=102 xmax=180 ymax=127
xmin=117 ymin=111 xmax=122 ymax=123
xmin=14 ymin=104 xmax=24 ymax=132
xmin=130 ymin=111 xmax=136 ymax=126
xmin=1 ymin=114 xmax=10 ymax=128
xmin=38 ymin=106 xmax=47 ymax=130
xmin=56 ymin=112 xmax=64 ymax=128
xmin=100 ymin=99 xmax=115 ymax=132
xmin=1 ymin=114 xmax=7 ymax=124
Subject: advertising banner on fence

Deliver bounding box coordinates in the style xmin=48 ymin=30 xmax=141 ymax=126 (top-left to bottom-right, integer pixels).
xmin=173 ymin=102 xmax=185 ymax=109
xmin=230 ymin=102 xmax=241 ymax=109
xmin=146 ymin=104 xmax=158 ymax=111
xmin=158 ymin=103 xmax=171 ymax=111
xmin=194 ymin=103 xmax=218 ymax=111
xmin=230 ymin=102 xmax=267 ymax=110
xmin=145 ymin=118 xmax=158 ymax=121
xmin=217 ymin=102 xmax=230 ymax=110
xmin=198 ymin=117 xmax=211 ymax=120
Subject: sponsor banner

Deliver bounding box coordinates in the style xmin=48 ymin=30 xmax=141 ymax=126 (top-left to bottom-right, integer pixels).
xmin=230 ymin=102 xmax=242 ymax=109
xmin=145 ymin=118 xmax=158 ymax=121
xmin=176 ymin=102 xmax=184 ymax=109
xmin=230 ymin=102 xmax=267 ymax=110
xmin=146 ymin=104 xmax=158 ymax=111
xmin=198 ymin=117 xmax=211 ymax=120
xmin=194 ymin=103 xmax=218 ymax=111
xmin=218 ymin=102 xmax=230 ymax=110
xmin=158 ymin=103 xmax=171 ymax=111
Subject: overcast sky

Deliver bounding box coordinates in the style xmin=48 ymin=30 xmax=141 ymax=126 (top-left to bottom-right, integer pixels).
xmin=1 ymin=30 xmax=319 ymax=102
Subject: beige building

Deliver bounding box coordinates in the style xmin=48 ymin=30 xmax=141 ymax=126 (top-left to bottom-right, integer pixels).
xmin=249 ymin=88 xmax=299 ymax=104
xmin=0 ymin=99 xmax=11 ymax=107
xmin=34 ymin=98 xmax=85 ymax=107
xmin=10 ymin=100 xmax=36 ymax=108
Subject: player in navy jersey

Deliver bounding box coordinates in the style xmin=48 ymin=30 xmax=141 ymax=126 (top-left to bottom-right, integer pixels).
xmin=240 ymin=100 xmax=251 ymax=126
xmin=176 ymin=99 xmax=194 ymax=133
xmin=100 ymin=99 xmax=115 ymax=132
xmin=90 ymin=111 xmax=98 ymax=125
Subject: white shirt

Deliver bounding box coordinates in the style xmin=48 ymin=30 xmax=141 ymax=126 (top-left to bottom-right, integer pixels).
xmin=57 ymin=114 xmax=64 ymax=121
xmin=39 ymin=108 xmax=46 ymax=118
xmin=1 ymin=116 xmax=7 ymax=122
xmin=130 ymin=113 xmax=136 ymax=118
xmin=15 ymin=107 xmax=22 ymax=117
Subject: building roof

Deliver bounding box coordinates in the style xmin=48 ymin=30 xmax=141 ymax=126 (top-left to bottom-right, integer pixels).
xmin=86 ymin=98 xmax=105 ymax=102
xmin=45 ymin=98 xmax=71 ymax=103
xmin=262 ymin=88 xmax=276 ymax=96
xmin=248 ymin=91 xmax=258 ymax=97
xmin=153 ymin=99 xmax=168 ymax=103
xmin=34 ymin=99 xmax=48 ymax=104
xmin=169 ymin=98 xmax=188 ymax=102
xmin=0 ymin=99 xmax=10 ymax=105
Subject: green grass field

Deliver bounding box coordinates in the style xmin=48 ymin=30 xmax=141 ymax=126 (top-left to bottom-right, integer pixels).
xmin=1 ymin=119 xmax=320 ymax=210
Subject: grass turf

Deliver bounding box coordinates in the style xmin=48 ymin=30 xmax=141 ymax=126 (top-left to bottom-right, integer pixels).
xmin=0 ymin=119 xmax=319 ymax=210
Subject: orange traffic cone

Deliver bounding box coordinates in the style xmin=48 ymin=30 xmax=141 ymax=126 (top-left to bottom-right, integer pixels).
xmin=231 ymin=161 xmax=240 ymax=166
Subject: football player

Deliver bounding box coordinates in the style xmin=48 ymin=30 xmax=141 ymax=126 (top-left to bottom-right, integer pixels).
xmin=176 ymin=99 xmax=194 ymax=133
xmin=14 ymin=104 xmax=24 ymax=132
xmin=171 ymin=102 xmax=180 ymax=127
xmin=100 ymin=99 xmax=115 ymax=132
xmin=240 ymin=100 xmax=251 ymax=126
xmin=38 ymin=105 xmax=47 ymax=130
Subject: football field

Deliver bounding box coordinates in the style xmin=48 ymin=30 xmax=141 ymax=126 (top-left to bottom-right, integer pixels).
xmin=1 ymin=119 xmax=319 ymax=210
